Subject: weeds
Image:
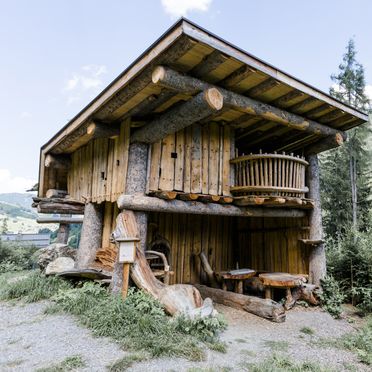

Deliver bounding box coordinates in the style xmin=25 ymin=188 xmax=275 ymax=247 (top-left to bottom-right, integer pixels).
xmin=246 ymin=354 xmax=334 ymax=372
xmin=300 ymin=326 xmax=315 ymax=335
xmin=36 ymin=355 xmax=86 ymax=372
xmin=263 ymin=340 xmax=289 ymax=352
xmin=46 ymin=282 xmax=226 ymax=361
xmin=0 ymin=271 xmax=71 ymax=302
xmin=108 ymin=353 xmax=148 ymax=372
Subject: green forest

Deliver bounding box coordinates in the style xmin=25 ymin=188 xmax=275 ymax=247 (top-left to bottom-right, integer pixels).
xmin=320 ymin=39 xmax=372 ymax=315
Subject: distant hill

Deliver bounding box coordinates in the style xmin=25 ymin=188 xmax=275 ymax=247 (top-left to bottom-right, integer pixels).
xmin=0 ymin=193 xmax=58 ymax=234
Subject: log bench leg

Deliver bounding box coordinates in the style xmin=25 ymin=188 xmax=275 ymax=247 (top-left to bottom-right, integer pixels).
xmin=265 ymin=287 xmax=272 ymax=299
xmin=222 ymin=280 xmax=228 ymax=292
xmin=284 ymin=287 xmax=295 ymax=310
xmin=235 ymin=280 xmax=244 ymax=294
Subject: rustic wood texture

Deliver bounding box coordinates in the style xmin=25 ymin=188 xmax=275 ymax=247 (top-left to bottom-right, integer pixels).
xmin=152 ymin=66 xmax=347 ymax=139
xmin=195 ymin=284 xmax=286 ymax=322
xmin=148 ymin=212 xmax=233 ymax=285
xmin=76 ymin=202 xmax=103 ymax=269
xmin=131 ymin=88 xmax=223 ymax=144
xmin=148 ymin=122 xmax=231 ymax=195
xmin=307 ymin=154 xmax=326 ymax=286
xmin=231 ymin=152 xmax=309 ymax=198
xmin=117 ymin=194 xmax=306 ymax=218
xmin=66 ymin=121 xmax=130 ymax=203
xmin=235 ymin=216 xmax=310 ymax=275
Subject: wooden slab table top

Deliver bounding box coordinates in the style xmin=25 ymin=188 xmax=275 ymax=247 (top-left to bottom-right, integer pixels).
xmin=259 ymin=272 xmax=307 ymax=308
xmin=217 ymin=269 xmax=256 ymax=294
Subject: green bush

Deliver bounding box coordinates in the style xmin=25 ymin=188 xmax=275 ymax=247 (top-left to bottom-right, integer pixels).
xmin=0 ymin=240 xmax=39 ymax=272
xmin=47 ymin=283 xmax=226 ymax=360
xmin=326 ymin=229 xmax=372 ymax=314
xmin=319 ymin=276 xmax=345 ymax=318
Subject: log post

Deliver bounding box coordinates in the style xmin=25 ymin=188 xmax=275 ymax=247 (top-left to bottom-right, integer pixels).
xmin=56 ymin=223 xmax=70 ymax=244
xmin=111 ymin=142 xmax=149 ymax=294
xmin=76 ymin=202 xmax=103 ymax=269
xmin=307 ymin=154 xmax=326 ymax=286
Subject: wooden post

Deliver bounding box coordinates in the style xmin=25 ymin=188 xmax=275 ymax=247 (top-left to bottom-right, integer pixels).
xmin=122 ymin=263 xmax=130 ymax=298
xmin=307 ymin=154 xmax=326 ymax=286
xmin=111 ymin=142 xmax=149 ymax=294
xmin=76 ymin=202 xmax=103 ymax=269
xmin=56 ymin=223 xmax=70 ymax=244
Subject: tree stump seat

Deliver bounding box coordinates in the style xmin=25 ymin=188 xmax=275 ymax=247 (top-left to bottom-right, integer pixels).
xmin=217 ymin=269 xmax=256 ymax=294
xmin=259 ymin=272 xmax=307 ymax=309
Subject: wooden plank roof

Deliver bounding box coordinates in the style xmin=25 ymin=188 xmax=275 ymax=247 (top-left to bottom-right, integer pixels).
xmin=42 ymin=18 xmax=368 ymax=155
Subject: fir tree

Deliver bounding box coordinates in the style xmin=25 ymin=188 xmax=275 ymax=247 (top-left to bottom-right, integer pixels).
xmin=321 ymin=39 xmax=371 ymax=237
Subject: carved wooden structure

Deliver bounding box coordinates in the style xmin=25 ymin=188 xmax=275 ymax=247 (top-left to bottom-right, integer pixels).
xmin=36 ymin=19 xmax=368 ymax=315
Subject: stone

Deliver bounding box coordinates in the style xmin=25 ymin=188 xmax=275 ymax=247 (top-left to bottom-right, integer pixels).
xmin=36 ymin=243 xmax=77 ymax=271
xmin=45 ymin=257 xmax=75 ymax=275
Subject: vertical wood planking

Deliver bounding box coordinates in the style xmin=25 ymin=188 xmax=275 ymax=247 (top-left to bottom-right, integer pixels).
xmin=149 ymin=141 xmax=162 ymax=191
xmin=209 ymin=123 xmax=220 ymax=195
xmin=201 ymin=125 xmax=210 ymax=194
xmin=174 ymin=130 xmax=184 ymax=191
xmin=159 ymin=134 xmax=175 ymax=191
xmin=183 ymin=126 xmax=192 ymax=193
xmin=191 ymin=124 xmax=202 ymax=194
xmin=222 ymin=125 xmax=231 ymax=195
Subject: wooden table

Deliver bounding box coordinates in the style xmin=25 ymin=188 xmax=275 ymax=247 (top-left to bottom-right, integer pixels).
xmin=259 ymin=272 xmax=306 ymax=308
xmin=217 ymin=269 xmax=256 ymax=294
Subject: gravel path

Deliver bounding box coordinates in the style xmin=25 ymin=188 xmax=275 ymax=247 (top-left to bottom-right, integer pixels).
xmin=0 ymin=301 xmax=367 ymax=371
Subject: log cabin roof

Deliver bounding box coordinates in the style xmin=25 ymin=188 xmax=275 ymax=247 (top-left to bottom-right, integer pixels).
xmin=42 ymin=18 xmax=369 ymax=156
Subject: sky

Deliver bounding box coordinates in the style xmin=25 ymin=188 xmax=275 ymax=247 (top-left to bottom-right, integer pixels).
xmin=1 ymin=0 xmax=372 ymax=193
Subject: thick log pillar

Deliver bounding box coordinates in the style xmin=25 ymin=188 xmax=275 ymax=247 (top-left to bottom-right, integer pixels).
xmin=307 ymin=154 xmax=326 ymax=286
xmin=56 ymin=223 xmax=70 ymax=244
xmin=76 ymin=202 xmax=103 ymax=269
xmin=111 ymin=142 xmax=149 ymax=293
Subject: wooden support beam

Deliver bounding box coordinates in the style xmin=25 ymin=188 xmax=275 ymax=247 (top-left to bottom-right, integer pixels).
xmin=233 ymin=196 xmax=314 ymax=209
xmin=130 ymin=88 xmax=223 ymax=144
xmin=45 ymin=189 xmax=68 ymax=199
xmin=37 ymin=217 xmax=84 ymax=224
xmin=219 ymin=65 xmax=256 ymax=88
xmin=33 ymin=197 xmax=85 ymax=215
xmin=271 ymin=90 xmax=304 ymax=107
xmin=152 ymin=66 xmax=346 ymax=140
xmin=305 ymin=133 xmax=344 ymax=155
xmin=76 ymin=203 xmax=103 ymax=269
xmin=190 ymin=50 xmax=228 ymax=78
xmin=245 ymin=78 xmax=279 ymax=98
xmin=117 ymin=194 xmax=306 ymax=218
xmin=86 ymin=122 xmax=121 ymax=139
xmin=307 ymin=154 xmax=326 ymax=286
xmin=56 ymin=223 xmax=70 ymax=244
xmin=44 ymin=154 xmax=71 ymax=169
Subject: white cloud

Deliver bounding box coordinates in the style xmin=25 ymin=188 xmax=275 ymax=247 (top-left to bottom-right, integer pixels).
xmin=20 ymin=111 xmax=32 ymax=119
xmin=0 ymin=169 xmax=36 ymax=194
xmin=63 ymin=64 xmax=108 ymax=105
xmin=161 ymin=0 xmax=212 ymax=18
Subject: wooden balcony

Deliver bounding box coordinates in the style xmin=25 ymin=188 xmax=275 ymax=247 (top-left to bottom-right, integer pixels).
xmin=231 ymin=152 xmax=309 ymax=199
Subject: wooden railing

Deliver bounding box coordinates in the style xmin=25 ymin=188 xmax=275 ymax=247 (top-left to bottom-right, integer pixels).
xmin=230 ymin=152 xmax=309 ymax=198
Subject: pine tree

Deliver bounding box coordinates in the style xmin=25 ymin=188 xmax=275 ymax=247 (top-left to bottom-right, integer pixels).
xmin=321 ymin=39 xmax=371 ymax=238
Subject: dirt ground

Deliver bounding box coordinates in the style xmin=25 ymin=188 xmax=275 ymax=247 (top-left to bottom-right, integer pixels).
xmin=0 ymin=301 xmax=368 ymax=371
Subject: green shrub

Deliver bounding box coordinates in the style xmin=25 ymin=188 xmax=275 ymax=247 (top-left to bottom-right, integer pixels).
xmin=326 ymin=230 xmax=372 ymax=314
xmin=319 ymin=276 xmax=345 ymax=318
xmin=0 ymin=271 xmax=71 ymax=302
xmin=47 ymin=283 xmax=226 ymax=360
xmin=0 ymin=240 xmax=39 ymax=272
xmin=341 ymin=317 xmax=372 ymax=365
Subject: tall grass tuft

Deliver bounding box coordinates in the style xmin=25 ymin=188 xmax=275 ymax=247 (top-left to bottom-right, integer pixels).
xmin=46 ymin=282 xmax=226 ymax=360
xmin=0 ymin=271 xmax=71 ymax=302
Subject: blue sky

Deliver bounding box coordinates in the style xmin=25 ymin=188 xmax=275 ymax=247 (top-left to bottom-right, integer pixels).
xmin=0 ymin=0 xmax=371 ymax=193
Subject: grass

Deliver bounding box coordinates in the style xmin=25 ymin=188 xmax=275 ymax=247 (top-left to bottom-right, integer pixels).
xmin=0 ymin=271 xmax=71 ymax=303
xmin=44 ymin=282 xmax=226 ymax=361
xmin=245 ymin=354 xmax=335 ymax=372
xmin=0 ymin=272 xmax=227 ymax=363
xmin=108 ymin=353 xmax=148 ymax=371
xmin=315 ymin=316 xmax=372 ymax=365
xmin=36 ymin=355 xmax=86 ymax=372
xmin=263 ymin=340 xmax=289 ymax=352
xmin=300 ymin=326 xmax=315 ymax=335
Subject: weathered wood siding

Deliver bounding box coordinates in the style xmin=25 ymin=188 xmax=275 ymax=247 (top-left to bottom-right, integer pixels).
xmin=67 ymin=122 xmax=130 ymax=203
xmin=148 ymin=212 xmax=234 ymax=284
xmin=148 ymin=122 xmax=232 ymax=196
xmin=235 ymin=217 xmax=310 ymax=275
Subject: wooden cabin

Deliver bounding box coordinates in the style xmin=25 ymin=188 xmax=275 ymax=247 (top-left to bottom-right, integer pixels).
xmin=36 ymin=19 xmax=368 ymax=298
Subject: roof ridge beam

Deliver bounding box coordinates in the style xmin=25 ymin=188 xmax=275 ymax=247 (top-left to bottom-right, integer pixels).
xmin=152 ymin=66 xmax=346 ymax=140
